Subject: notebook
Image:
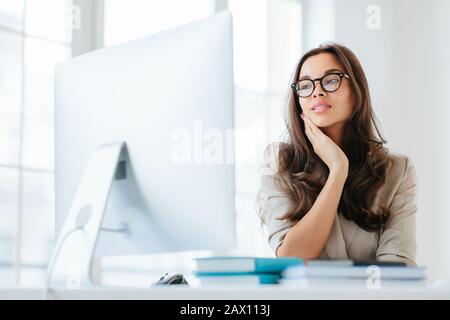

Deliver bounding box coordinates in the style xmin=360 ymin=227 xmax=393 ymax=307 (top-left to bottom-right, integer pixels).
xmin=283 ymin=265 xmax=426 ymax=280
xmin=279 ymin=277 xmax=428 ymax=288
xmin=194 ymin=256 xmax=303 ymax=274
xmin=198 ymin=273 xmax=280 ymax=285
xmin=306 ymin=259 xmax=407 ymax=267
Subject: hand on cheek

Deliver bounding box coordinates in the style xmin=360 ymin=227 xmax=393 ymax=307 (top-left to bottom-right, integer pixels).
xmin=300 ymin=112 xmax=348 ymax=172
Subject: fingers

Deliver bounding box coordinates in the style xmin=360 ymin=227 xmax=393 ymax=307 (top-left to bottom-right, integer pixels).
xmin=303 ymin=114 xmax=326 ymax=141
xmin=301 ymin=114 xmax=316 ymax=146
xmin=302 ymin=114 xmax=316 ymax=138
xmin=301 ymin=113 xmax=310 ymax=133
xmin=303 ymin=115 xmax=321 ymax=136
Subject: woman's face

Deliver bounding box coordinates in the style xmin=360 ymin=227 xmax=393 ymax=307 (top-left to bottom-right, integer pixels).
xmin=298 ymin=53 xmax=355 ymax=129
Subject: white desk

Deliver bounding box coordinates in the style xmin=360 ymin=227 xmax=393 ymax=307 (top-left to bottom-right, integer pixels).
xmin=2 ymin=285 xmax=450 ymax=300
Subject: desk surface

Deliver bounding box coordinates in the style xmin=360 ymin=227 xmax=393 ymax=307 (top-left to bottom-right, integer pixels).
xmin=2 ymin=285 xmax=450 ymax=300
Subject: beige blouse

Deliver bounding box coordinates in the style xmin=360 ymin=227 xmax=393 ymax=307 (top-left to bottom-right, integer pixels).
xmin=256 ymin=145 xmax=417 ymax=266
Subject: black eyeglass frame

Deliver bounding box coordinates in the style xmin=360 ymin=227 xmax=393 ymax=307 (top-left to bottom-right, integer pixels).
xmin=291 ymin=72 xmax=350 ymax=98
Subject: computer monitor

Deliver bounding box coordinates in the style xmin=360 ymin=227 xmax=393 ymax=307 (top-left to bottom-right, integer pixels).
xmin=50 ymin=11 xmax=235 ymax=286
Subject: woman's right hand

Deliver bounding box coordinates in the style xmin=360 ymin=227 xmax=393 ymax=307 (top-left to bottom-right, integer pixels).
xmin=302 ymin=114 xmax=349 ymax=174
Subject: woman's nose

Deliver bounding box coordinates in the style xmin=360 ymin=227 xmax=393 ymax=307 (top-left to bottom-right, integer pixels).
xmin=313 ymin=91 xmax=326 ymax=97
xmin=312 ymin=80 xmax=326 ymax=98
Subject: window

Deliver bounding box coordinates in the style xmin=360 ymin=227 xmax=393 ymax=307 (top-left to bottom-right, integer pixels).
xmin=0 ymin=0 xmax=72 ymax=286
xmin=104 ymin=0 xmax=214 ymax=47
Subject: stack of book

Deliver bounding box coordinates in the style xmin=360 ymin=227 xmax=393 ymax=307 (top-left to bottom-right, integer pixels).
xmin=280 ymin=259 xmax=427 ymax=288
xmin=193 ymin=256 xmax=303 ymax=286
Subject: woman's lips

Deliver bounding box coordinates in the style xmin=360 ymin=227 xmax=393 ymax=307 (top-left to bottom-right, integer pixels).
xmin=311 ymin=105 xmax=331 ymax=113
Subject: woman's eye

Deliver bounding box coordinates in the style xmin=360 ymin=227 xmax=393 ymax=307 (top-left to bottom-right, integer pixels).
xmin=300 ymin=84 xmax=312 ymax=90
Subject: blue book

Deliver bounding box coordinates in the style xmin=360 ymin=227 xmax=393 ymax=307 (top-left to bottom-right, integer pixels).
xmin=194 ymin=256 xmax=303 ymax=274
xmin=198 ymin=273 xmax=280 ymax=285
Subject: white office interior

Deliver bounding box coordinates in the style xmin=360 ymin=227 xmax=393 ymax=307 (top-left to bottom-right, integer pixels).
xmin=1 ymin=0 xmax=450 ymax=293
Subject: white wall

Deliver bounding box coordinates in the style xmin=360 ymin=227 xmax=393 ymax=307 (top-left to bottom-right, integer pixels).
xmin=395 ymin=0 xmax=450 ymax=282
xmin=302 ymin=0 xmax=450 ymax=281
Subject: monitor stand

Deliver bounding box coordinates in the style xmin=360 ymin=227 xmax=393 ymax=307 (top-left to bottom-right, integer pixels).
xmin=45 ymin=142 xmax=128 ymax=293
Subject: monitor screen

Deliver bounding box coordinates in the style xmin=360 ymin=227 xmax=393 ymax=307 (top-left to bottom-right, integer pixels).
xmin=54 ymin=11 xmax=235 ymax=257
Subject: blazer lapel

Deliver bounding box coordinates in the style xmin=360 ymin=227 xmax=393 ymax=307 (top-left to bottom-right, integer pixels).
xmin=339 ymin=213 xmax=359 ymax=253
xmin=323 ymin=212 xmax=349 ymax=259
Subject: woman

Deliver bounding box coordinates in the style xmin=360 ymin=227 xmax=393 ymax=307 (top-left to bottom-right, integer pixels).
xmin=256 ymin=42 xmax=417 ymax=266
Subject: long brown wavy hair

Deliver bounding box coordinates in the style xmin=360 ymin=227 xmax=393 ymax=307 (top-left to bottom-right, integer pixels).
xmin=272 ymin=42 xmax=392 ymax=232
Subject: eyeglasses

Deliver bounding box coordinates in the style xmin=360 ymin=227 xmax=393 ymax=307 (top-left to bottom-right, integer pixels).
xmin=291 ymin=72 xmax=350 ymax=98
